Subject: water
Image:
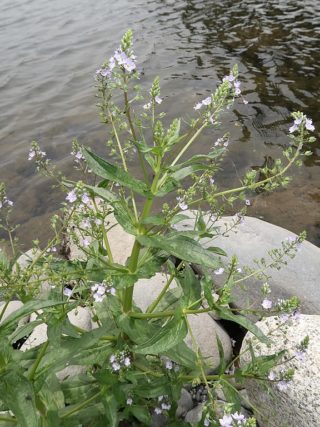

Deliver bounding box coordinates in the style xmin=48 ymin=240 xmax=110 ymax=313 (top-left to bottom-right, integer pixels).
xmin=0 ymin=0 xmax=319 ymax=247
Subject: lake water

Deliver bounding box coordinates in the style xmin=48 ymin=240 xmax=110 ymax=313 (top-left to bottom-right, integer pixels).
xmin=0 ymin=0 xmax=319 ymax=247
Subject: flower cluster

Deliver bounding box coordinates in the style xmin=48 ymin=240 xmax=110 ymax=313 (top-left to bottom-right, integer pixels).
xmin=28 ymin=143 xmax=46 ymax=162
xmin=268 ymin=368 xmax=294 ymax=392
xmin=109 ymin=350 xmax=131 ymax=372
xmin=0 ymin=195 xmax=13 ymax=209
xmin=194 ymin=95 xmax=213 ymax=111
xmin=154 ymin=395 xmax=171 ymax=415
xmin=66 ymin=188 xmax=91 ymax=206
xmin=223 ymin=74 xmax=241 ymax=96
xmin=289 ymin=114 xmax=315 ymax=133
xmin=219 ymin=412 xmax=256 ymax=426
xmin=96 ymin=48 xmax=136 ymax=78
xmin=91 ymin=281 xmax=116 ymax=302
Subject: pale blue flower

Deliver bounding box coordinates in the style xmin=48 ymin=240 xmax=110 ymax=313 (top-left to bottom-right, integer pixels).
xmin=214 ymin=267 xmax=224 ymax=275
xmin=305 ymin=118 xmax=315 ymax=131
xmin=66 ymin=190 xmax=77 ymax=203
xmin=219 ymin=414 xmax=233 ymax=427
xmin=155 ymin=96 xmax=162 ymax=104
xmin=262 ymin=299 xmax=273 ymax=309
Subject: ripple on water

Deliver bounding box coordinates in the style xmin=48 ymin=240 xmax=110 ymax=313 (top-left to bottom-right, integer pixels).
xmin=0 ymin=0 xmax=319 ymax=246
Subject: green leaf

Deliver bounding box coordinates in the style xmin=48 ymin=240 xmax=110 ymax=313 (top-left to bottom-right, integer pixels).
xmin=134 ymin=376 xmax=170 ymax=398
xmin=129 ymin=405 xmax=151 ymax=425
xmin=164 ymin=341 xmax=198 ymax=370
xmin=0 ymin=301 xmax=71 ymax=337
xmin=206 ymin=246 xmax=227 ymax=256
xmin=83 ymin=149 xmax=151 ymax=197
xmin=113 ymin=201 xmax=137 ymax=235
xmin=136 ymin=234 xmax=220 ymax=269
xmin=0 ymin=370 xmax=38 ymax=427
xmin=220 ymin=379 xmax=241 ymax=411
xmin=82 ymin=183 xmax=118 ymax=203
xmin=214 ymin=305 xmax=270 ymax=344
xmin=176 ymin=265 xmax=201 ymax=307
xmin=216 ymin=335 xmax=227 ymax=374
xmin=134 ymin=315 xmax=187 ymax=355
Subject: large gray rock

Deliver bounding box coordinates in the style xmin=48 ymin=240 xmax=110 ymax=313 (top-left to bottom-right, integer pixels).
xmin=175 ymin=213 xmax=320 ymax=314
xmin=0 ymin=300 xmax=28 ymax=324
xmin=240 ymin=314 xmax=320 ymax=427
xmin=133 ymin=273 xmax=232 ymax=371
xmin=21 ymin=307 xmax=92 ymax=351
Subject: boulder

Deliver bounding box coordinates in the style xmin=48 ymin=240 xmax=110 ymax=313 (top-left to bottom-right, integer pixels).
xmin=0 ymin=300 xmax=28 ymax=324
xmin=21 ymin=306 xmax=92 ymax=351
xmin=240 ymin=314 xmax=320 ymax=426
xmin=175 ymin=213 xmax=320 ymax=314
xmin=133 ymin=273 xmax=232 ymax=371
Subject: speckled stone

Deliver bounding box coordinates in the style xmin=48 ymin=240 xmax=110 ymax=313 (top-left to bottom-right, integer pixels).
xmin=240 ymin=315 xmax=320 ymax=427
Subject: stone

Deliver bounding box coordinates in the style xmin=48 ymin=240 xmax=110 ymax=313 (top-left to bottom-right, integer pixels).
xmin=184 ymin=313 xmax=232 ymax=371
xmin=184 ymin=403 xmax=204 ymax=424
xmin=133 ymin=273 xmax=232 ymax=371
xmin=175 ymin=213 xmax=320 ymax=314
xmin=240 ymin=314 xmax=320 ymax=427
xmin=133 ymin=272 xmax=177 ymax=312
xmin=15 ymin=249 xmax=51 ymax=298
xmin=21 ymin=306 xmax=92 ymax=351
xmin=176 ymin=388 xmax=194 ymax=418
xmin=69 ymin=211 xmax=134 ymax=265
xmin=0 ymin=300 xmax=29 ymax=325
xmin=67 ymin=306 xmax=92 ymax=332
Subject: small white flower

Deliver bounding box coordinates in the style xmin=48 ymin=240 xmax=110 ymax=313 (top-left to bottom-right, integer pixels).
xmin=202 ymin=96 xmax=212 ymax=106
xmin=154 ymin=408 xmax=162 ymax=415
xmin=81 ymin=193 xmax=90 ymax=205
xmin=268 ymin=371 xmax=275 ymax=381
xmin=262 ymin=299 xmax=273 ymax=309
xmin=66 ymin=190 xmax=77 ymax=203
xmin=126 ymin=398 xmax=133 ymax=406
xmin=94 ymin=218 xmax=102 ymax=226
xmin=214 ymin=267 xmax=224 ymax=275
xmin=194 ymin=102 xmax=203 ymax=110
xmin=110 ymin=354 xmax=116 ymax=363
xmin=63 ymin=287 xmax=72 ymax=298
xmin=161 ymin=403 xmax=171 ymax=411
xmin=143 ymin=102 xmax=151 ymax=110
xmin=165 ymin=360 xmax=173 ymax=370
xmin=155 ymin=96 xmax=162 ymax=104
xmin=111 ymin=362 xmax=121 ymax=371
xmin=245 ymin=199 xmax=251 ymax=206
xmin=109 ymin=287 xmax=116 ymax=296
xmin=124 ymin=357 xmax=131 ymax=367
xmin=82 ymin=238 xmax=90 ymax=247
xmin=277 ymin=380 xmax=290 ymax=392
xmin=28 ymin=150 xmax=36 ymax=160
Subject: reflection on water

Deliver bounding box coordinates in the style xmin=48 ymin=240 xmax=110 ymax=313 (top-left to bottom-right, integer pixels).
xmin=0 ymin=0 xmax=319 ymax=247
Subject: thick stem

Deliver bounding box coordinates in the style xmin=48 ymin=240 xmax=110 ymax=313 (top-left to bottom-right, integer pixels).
xmin=28 ymin=341 xmax=49 ymax=381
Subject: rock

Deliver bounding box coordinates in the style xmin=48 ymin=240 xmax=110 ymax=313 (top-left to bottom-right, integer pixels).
xmin=21 ymin=323 xmax=47 ymax=351
xmin=56 ymin=364 xmax=87 ymax=382
xmin=68 ymin=307 xmax=92 ymax=332
xmin=240 ymin=314 xmax=320 ymax=426
xmin=133 ymin=272 xmax=177 ymax=312
xmin=21 ymin=307 xmax=92 ymax=351
xmin=133 ymin=273 xmax=232 ymax=371
xmin=176 ymin=388 xmax=194 ymax=418
xmin=175 ymin=213 xmax=320 ymax=314
xmin=15 ymin=249 xmax=51 ymax=298
xmin=184 ymin=403 xmax=204 ymax=424
xmin=0 ymin=300 xmax=29 ymax=324
xmin=184 ymin=313 xmax=232 ymax=371
xmin=69 ymin=211 xmax=134 ymax=265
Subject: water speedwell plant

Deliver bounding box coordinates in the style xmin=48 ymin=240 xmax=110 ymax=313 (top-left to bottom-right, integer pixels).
xmin=0 ymin=30 xmax=315 ymax=426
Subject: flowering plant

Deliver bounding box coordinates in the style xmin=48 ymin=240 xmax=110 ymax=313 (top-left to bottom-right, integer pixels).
xmin=0 ymin=30 xmax=315 ymax=426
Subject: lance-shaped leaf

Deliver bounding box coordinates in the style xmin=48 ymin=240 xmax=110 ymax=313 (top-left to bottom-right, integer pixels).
xmin=83 ymin=183 xmax=118 ymax=203
xmin=0 ymin=370 xmax=38 ymax=427
xmin=214 ymin=305 xmax=271 ymax=344
xmin=136 ymin=234 xmax=220 ymax=269
xmin=134 ymin=315 xmax=187 ymax=355
xmin=83 ymin=149 xmax=151 ymax=197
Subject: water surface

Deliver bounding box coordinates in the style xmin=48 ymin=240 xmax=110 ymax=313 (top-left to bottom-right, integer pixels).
xmin=0 ymin=0 xmax=319 ymax=247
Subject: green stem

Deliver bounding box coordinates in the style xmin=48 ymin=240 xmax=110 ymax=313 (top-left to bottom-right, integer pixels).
xmin=60 ymin=391 xmax=102 ymax=418
xmin=123 ymin=79 xmax=149 ymax=184
xmin=123 ymin=169 xmax=161 ymax=312
xmin=0 ymin=300 xmax=10 ymax=322
xmin=129 ymin=307 xmax=211 ymax=319
xmin=0 ymin=416 xmax=16 ymax=424
xmin=28 ymin=341 xmax=49 ymax=381
xmin=146 ymin=273 xmax=175 ymax=313
xmin=92 ymin=199 xmax=114 ymax=263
